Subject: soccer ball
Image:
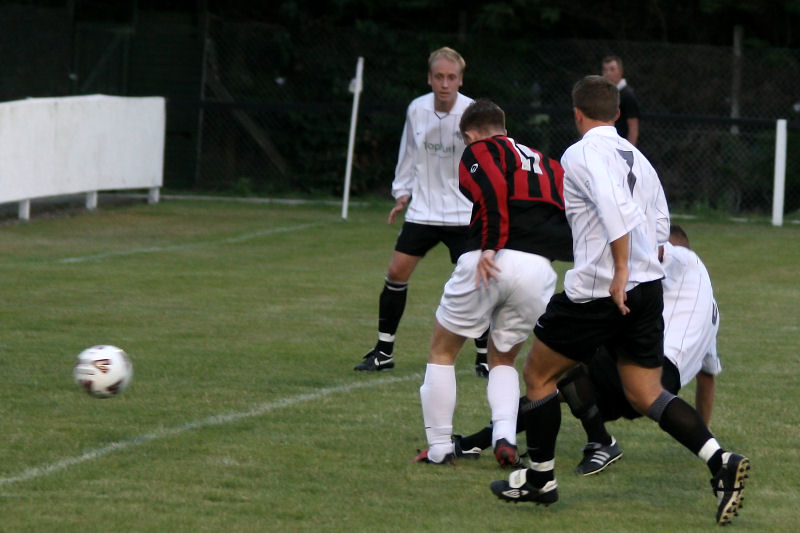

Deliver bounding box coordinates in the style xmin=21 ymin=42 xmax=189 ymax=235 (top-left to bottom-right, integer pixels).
xmin=72 ymin=345 xmax=133 ymax=398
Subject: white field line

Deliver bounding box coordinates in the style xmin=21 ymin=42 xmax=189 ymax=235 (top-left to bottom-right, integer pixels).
xmin=58 ymin=222 xmax=324 ymax=264
xmin=160 ymin=194 xmax=369 ymax=207
xmin=0 ymin=373 xmax=424 ymax=487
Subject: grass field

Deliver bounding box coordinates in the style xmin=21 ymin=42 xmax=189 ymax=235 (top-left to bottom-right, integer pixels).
xmin=0 ymin=197 xmax=798 ymax=532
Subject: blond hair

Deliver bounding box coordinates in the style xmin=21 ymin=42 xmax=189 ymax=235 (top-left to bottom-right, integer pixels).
xmin=428 ymin=47 xmax=465 ymax=73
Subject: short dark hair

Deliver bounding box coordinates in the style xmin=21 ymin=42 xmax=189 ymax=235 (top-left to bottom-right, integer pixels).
xmin=602 ymin=55 xmax=623 ymax=69
xmin=459 ymin=99 xmax=505 ymax=137
xmin=571 ymin=75 xmax=619 ymax=122
xmin=669 ymin=224 xmax=690 ymax=248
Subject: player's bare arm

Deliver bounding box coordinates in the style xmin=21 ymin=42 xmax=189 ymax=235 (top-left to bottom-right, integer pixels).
xmin=387 ymin=195 xmax=410 ymax=224
xmin=476 ymin=249 xmax=500 ymax=288
xmin=627 ymin=117 xmax=640 ymax=146
xmin=609 ymin=234 xmax=630 ymax=315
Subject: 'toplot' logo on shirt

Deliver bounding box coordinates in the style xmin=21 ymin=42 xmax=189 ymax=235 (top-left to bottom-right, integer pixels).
xmin=424 ymin=141 xmax=456 ymax=154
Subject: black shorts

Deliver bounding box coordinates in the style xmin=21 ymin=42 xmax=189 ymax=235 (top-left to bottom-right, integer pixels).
xmin=534 ymin=280 xmax=665 ymax=369
xmin=589 ymin=347 xmax=682 ymax=421
xmin=394 ymin=222 xmax=470 ymax=264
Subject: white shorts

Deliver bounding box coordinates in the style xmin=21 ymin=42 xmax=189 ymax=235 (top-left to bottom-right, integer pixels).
xmin=435 ymin=249 xmax=557 ymax=352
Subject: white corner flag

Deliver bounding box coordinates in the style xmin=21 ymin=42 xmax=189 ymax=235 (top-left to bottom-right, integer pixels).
xmin=342 ymin=57 xmax=364 ymax=220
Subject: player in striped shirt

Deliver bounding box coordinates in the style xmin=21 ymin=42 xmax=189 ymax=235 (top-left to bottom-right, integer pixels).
xmin=354 ymin=47 xmax=489 ymax=374
xmin=490 ymin=76 xmax=749 ymax=526
xmin=413 ymin=99 xmax=572 ymax=465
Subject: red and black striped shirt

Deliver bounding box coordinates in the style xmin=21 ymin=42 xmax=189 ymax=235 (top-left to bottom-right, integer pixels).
xmin=459 ymin=135 xmax=573 ymax=261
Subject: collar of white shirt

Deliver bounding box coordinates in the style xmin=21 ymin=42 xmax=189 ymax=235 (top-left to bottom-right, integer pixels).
xmin=583 ymin=125 xmax=620 ymax=140
xmin=617 ymin=78 xmax=628 ymax=90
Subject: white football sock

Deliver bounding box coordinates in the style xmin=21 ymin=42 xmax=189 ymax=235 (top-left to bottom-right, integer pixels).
xmin=420 ymin=363 xmax=456 ymax=462
xmin=488 ymin=364 xmax=520 ymax=447
xmin=698 ymin=438 xmax=721 ymax=463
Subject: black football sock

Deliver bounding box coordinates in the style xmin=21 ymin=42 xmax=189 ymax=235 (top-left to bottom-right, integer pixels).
xmin=579 ymin=412 xmax=612 ymax=446
xmin=558 ymin=365 xmax=612 ymax=445
xmin=524 ymin=391 xmax=560 ymax=486
xmin=647 ymin=391 xmax=720 ymax=474
xmin=516 ymin=396 xmax=529 ymax=433
xmin=474 ymin=327 xmax=489 ymax=357
xmin=707 ymin=449 xmax=724 ymax=475
xmin=458 ymin=425 xmax=492 ymax=451
xmin=376 ymin=278 xmax=407 ymax=354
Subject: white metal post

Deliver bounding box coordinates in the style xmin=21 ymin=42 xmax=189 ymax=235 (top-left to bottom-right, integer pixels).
xmin=342 ymin=57 xmax=364 ymax=220
xmin=86 ymin=190 xmax=98 ymax=210
xmin=18 ymin=199 xmax=30 ymax=220
xmin=772 ymin=119 xmax=787 ymax=227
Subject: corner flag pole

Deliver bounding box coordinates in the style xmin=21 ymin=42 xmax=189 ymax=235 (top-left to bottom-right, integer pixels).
xmin=771 ymin=118 xmax=787 ymax=227
xmin=342 ymin=57 xmax=364 ymax=220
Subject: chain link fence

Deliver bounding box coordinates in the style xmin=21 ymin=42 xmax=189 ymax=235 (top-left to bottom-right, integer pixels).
xmin=1 ymin=5 xmax=799 ymax=217
xmin=0 ymin=5 xmax=71 ymax=100
xmin=198 ymin=17 xmax=800 ymax=216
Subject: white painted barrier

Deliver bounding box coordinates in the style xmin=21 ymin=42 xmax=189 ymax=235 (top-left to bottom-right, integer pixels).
xmin=0 ymin=94 xmax=165 ymax=220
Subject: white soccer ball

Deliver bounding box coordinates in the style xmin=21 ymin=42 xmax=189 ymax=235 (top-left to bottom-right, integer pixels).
xmin=73 ymin=345 xmax=133 ymax=398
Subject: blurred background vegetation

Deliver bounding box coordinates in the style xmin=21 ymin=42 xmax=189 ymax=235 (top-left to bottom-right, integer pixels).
xmin=2 ymin=0 xmax=799 ymax=215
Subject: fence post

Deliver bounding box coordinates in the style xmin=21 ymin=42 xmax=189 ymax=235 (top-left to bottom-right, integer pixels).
xmin=86 ymin=191 xmax=98 ymax=210
xmin=18 ymin=200 xmax=30 ymax=221
xmin=730 ymin=25 xmax=742 ymax=135
xmin=195 ymin=15 xmax=210 ymax=190
xmin=148 ymin=187 xmax=160 ymax=204
xmin=772 ymin=118 xmax=787 ymax=227
xmin=342 ymin=56 xmax=364 ymax=220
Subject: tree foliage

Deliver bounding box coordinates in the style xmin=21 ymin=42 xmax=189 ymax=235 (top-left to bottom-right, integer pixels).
xmin=226 ymin=0 xmax=800 ymax=48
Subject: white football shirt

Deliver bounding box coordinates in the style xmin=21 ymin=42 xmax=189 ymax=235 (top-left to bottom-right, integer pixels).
xmin=392 ymin=92 xmax=474 ymax=226
xmin=560 ymin=126 xmax=668 ymax=302
xmin=661 ymin=242 xmax=722 ymax=385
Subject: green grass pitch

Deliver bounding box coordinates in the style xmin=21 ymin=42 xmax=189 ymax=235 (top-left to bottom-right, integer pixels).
xmin=0 ymin=197 xmax=798 ymax=532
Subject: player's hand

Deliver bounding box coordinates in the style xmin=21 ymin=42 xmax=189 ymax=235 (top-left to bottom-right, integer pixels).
xmin=476 ymin=249 xmax=500 ymax=288
xmin=609 ymin=267 xmax=630 ymax=315
xmin=388 ymin=195 xmax=410 ymax=224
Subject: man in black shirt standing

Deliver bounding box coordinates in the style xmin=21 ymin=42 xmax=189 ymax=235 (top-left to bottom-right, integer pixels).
xmin=602 ymin=55 xmax=640 ymax=145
